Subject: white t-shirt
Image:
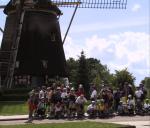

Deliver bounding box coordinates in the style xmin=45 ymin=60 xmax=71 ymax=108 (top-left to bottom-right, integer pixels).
xmin=87 ymin=104 xmax=96 ymax=111
xmin=61 ymin=92 xmax=68 ymax=99
xmin=91 ymin=90 xmax=97 ymax=99
xmin=127 ymin=99 xmax=134 ymax=106
xmin=55 ymin=106 xmax=62 ymax=112
xmin=144 ymin=103 xmax=150 ymax=109
xmin=39 ymin=90 xmax=45 ymax=99
xmin=135 ymin=90 xmax=143 ymax=98
xmin=75 ymin=96 xmax=87 ymax=104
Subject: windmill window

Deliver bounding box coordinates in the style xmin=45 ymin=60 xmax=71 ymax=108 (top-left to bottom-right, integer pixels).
xmin=50 ymin=32 xmax=56 ymax=42
xmin=42 ymin=60 xmax=48 ymax=69
xmin=12 ymin=0 xmax=20 ymax=5
xmin=15 ymin=61 xmax=19 ymax=68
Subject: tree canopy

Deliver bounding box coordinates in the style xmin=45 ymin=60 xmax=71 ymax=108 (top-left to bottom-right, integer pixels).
xmin=66 ymin=51 xmax=138 ymax=93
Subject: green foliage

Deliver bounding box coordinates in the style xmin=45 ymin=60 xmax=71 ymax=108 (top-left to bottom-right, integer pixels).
xmin=86 ymin=58 xmax=111 ymax=85
xmin=0 ymin=88 xmax=30 ymax=101
xmin=66 ymin=54 xmax=114 ymax=89
xmin=66 ymin=51 xmax=139 ymax=93
xmin=0 ymin=94 xmax=28 ymax=101
xmin=141 ymin=77 xmax=150 ymax=98
xmin=3 ymin=88 xmax=31 ymax=94
xmin=144 ymin=77 xmax=150 ymax=89
xmin=77 ymin=51 xmax=90 ymax=98
xmin=66 ymin=57 xmax=78 ymax=88
xmin=93 ymin=74 xmax=101 ymax=86
xmin=113 ymin=68 xmax=135 ymax=88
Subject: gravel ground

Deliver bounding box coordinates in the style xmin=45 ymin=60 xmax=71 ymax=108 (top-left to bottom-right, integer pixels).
xmin=0 ymin=115 xmax=149 ymax=127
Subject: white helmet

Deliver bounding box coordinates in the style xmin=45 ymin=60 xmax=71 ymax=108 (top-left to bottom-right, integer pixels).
xmin=79 ymin=84 xmax=83 ymax=88
xmin=71 ymin=87 xmax=74 ymax=91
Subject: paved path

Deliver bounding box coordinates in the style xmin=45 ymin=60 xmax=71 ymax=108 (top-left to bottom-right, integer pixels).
xmin=0 ymin=115 xmax=149 ymax=128
xmin=112 ymin=121 xmax=150 ymax=128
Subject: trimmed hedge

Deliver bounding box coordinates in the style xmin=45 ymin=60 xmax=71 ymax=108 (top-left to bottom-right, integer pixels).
xmin=0 ymin=88 xmax=31 ymax=101
xmin=3 ymin=88 xmax=31 ymax=94
xmin=0 ymin=94 xmax=28 ymax=101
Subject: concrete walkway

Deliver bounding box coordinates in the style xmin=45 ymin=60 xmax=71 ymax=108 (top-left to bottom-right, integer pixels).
xmin=0 ymin=115 xmax=149 ymax=128
xmin=0 ymin=115 xmax=28 ymax=121
xmin=112 ymin=121 xmax=150 ymax=128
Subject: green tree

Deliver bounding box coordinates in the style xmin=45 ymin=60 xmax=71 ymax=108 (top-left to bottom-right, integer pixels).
xmin=86 ymin=58 xmax=112 ymax=86
xmin=77 ymin=51 xmax=90 ymax=98
xmin=113 ymin=68 xmax=135 ymax=89
xmin=86 ymin=58 xmax=101 ymax=83
xmin=66 ymin=58 xmax=78 ymax=88
xmin=141 ymin=77 xmax=150 ymax=98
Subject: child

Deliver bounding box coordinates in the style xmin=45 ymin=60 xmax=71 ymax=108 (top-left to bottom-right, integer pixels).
xmin=98 ymin=99 xmax=105 ymax=117
xmin=75 ymin=94 xmax=87 ymax=118
xmin=117 ymin=101 xmax=124 ymax=115
xmin=26 ymin=90 xmax=36 ymax=123
xmin=144 ymin=99 xmax=150 ymax=113
xmin=87 ymin=101 xmax=97 ymax=118
xmin=54 ymin=102 xmax=62 ymax=119
xmin=127 ymin=95 xmax=135 ymax=114
xmin=36 ymin=97 xmax=46 ymax=118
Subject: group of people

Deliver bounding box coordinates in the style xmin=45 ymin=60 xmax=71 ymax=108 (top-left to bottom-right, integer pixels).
xmin=27 ymin=82 xmax=150 ymax=122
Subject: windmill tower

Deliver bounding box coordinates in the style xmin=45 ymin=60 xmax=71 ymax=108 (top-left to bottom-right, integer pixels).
xmin=0 ymin=0 xmax=127 ymax=88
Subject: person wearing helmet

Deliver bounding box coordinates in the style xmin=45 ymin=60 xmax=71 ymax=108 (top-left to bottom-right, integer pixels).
xmin=61 ymin=88 xmax=68 ymax=100
xmin=117 ymin=101 xmax=124 ymax=115
xmin=68 ymin=87 xmax=76 ymax=118
xmin=75 ymin=94 xmax=87 ymax=118
xmin=76 ymin=84 xmax=85 ymax=96
xmin=98 ymin=99 xmax=105 ymax=117
xmin=54 ymin=102 xmax=63 ymax=119
xmin=36 ymin=97 xmax=46 ymax=118
xmin=26 ymin=90 xmax=36 ymax=122
xmin=61 ymin=87 xmax=68 ymax=118
xmin=127 ymin=95 xmax=135 ymax=115
xmin=144 ymin=99 xmax=150 ymax=113
xmin=87 ymin=101 xmax=97 ymax=118
xmin=90 ymin=86 xmax=97 ymax=101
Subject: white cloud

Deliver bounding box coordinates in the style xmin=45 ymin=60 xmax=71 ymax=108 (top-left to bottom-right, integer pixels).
xmin=64 ymin=32 xmax=150 ymax=84
xmin=66 ymin=17 xmax=148 ymax=34
xmin=113 ymin=32 xmax=149 ymax=65
xmin=84 ymin=35 xmax=111 ymax=55
xmin=132 ymin=4 xmax=141 ymax=12
xmin=65 ymin=32 xmax=149 ymax=66
xmin=64 ymin=36 xmax=82 ymax=59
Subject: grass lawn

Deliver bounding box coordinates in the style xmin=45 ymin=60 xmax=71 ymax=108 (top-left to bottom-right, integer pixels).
xmin=0 ymin=101 xmax=89 ymax=116
xmin=0 ymin=122 xmax=123 ymax=128
xmin=0 ymin=102 xmax=28 ymax=115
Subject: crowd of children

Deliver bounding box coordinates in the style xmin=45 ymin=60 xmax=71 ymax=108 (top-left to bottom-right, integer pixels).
xmin=27 ymin=82 xmax=150 ymax=122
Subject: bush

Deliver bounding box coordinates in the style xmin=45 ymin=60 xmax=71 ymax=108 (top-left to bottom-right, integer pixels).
xmin=3 ymin=88 xmax=31 ymax=94
xmin=0 ymin=89 xmax=3 ymax=96
xmin=0 ymin=94 xmax=28 ymax=101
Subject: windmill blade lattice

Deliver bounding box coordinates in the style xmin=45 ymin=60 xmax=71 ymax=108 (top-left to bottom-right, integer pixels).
xmin=52 ymin=0 xmax=127 ymax=9
xmin=0 ymin=5 xmax=5 ymax=9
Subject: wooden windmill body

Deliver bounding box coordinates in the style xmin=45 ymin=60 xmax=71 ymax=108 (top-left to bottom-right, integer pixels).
xmin=0 ymin=0 xmax=127 ymax=88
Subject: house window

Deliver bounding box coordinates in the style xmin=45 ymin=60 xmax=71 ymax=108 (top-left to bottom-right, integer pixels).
xmin=42 ymin=60 xmax=48 ymax=69
xmin=50 ymin=32 xmax=56 ymax=42
xmin=15 ymin=61 xmax=19 ymax=68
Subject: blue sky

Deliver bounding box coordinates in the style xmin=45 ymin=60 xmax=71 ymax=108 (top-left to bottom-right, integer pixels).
xmin=0 ymin=0 xmax=150 ymax=85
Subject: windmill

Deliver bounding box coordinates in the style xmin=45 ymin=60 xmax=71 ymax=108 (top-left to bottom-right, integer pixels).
xmin=0 ymin=0 xmax=127 ymax=88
